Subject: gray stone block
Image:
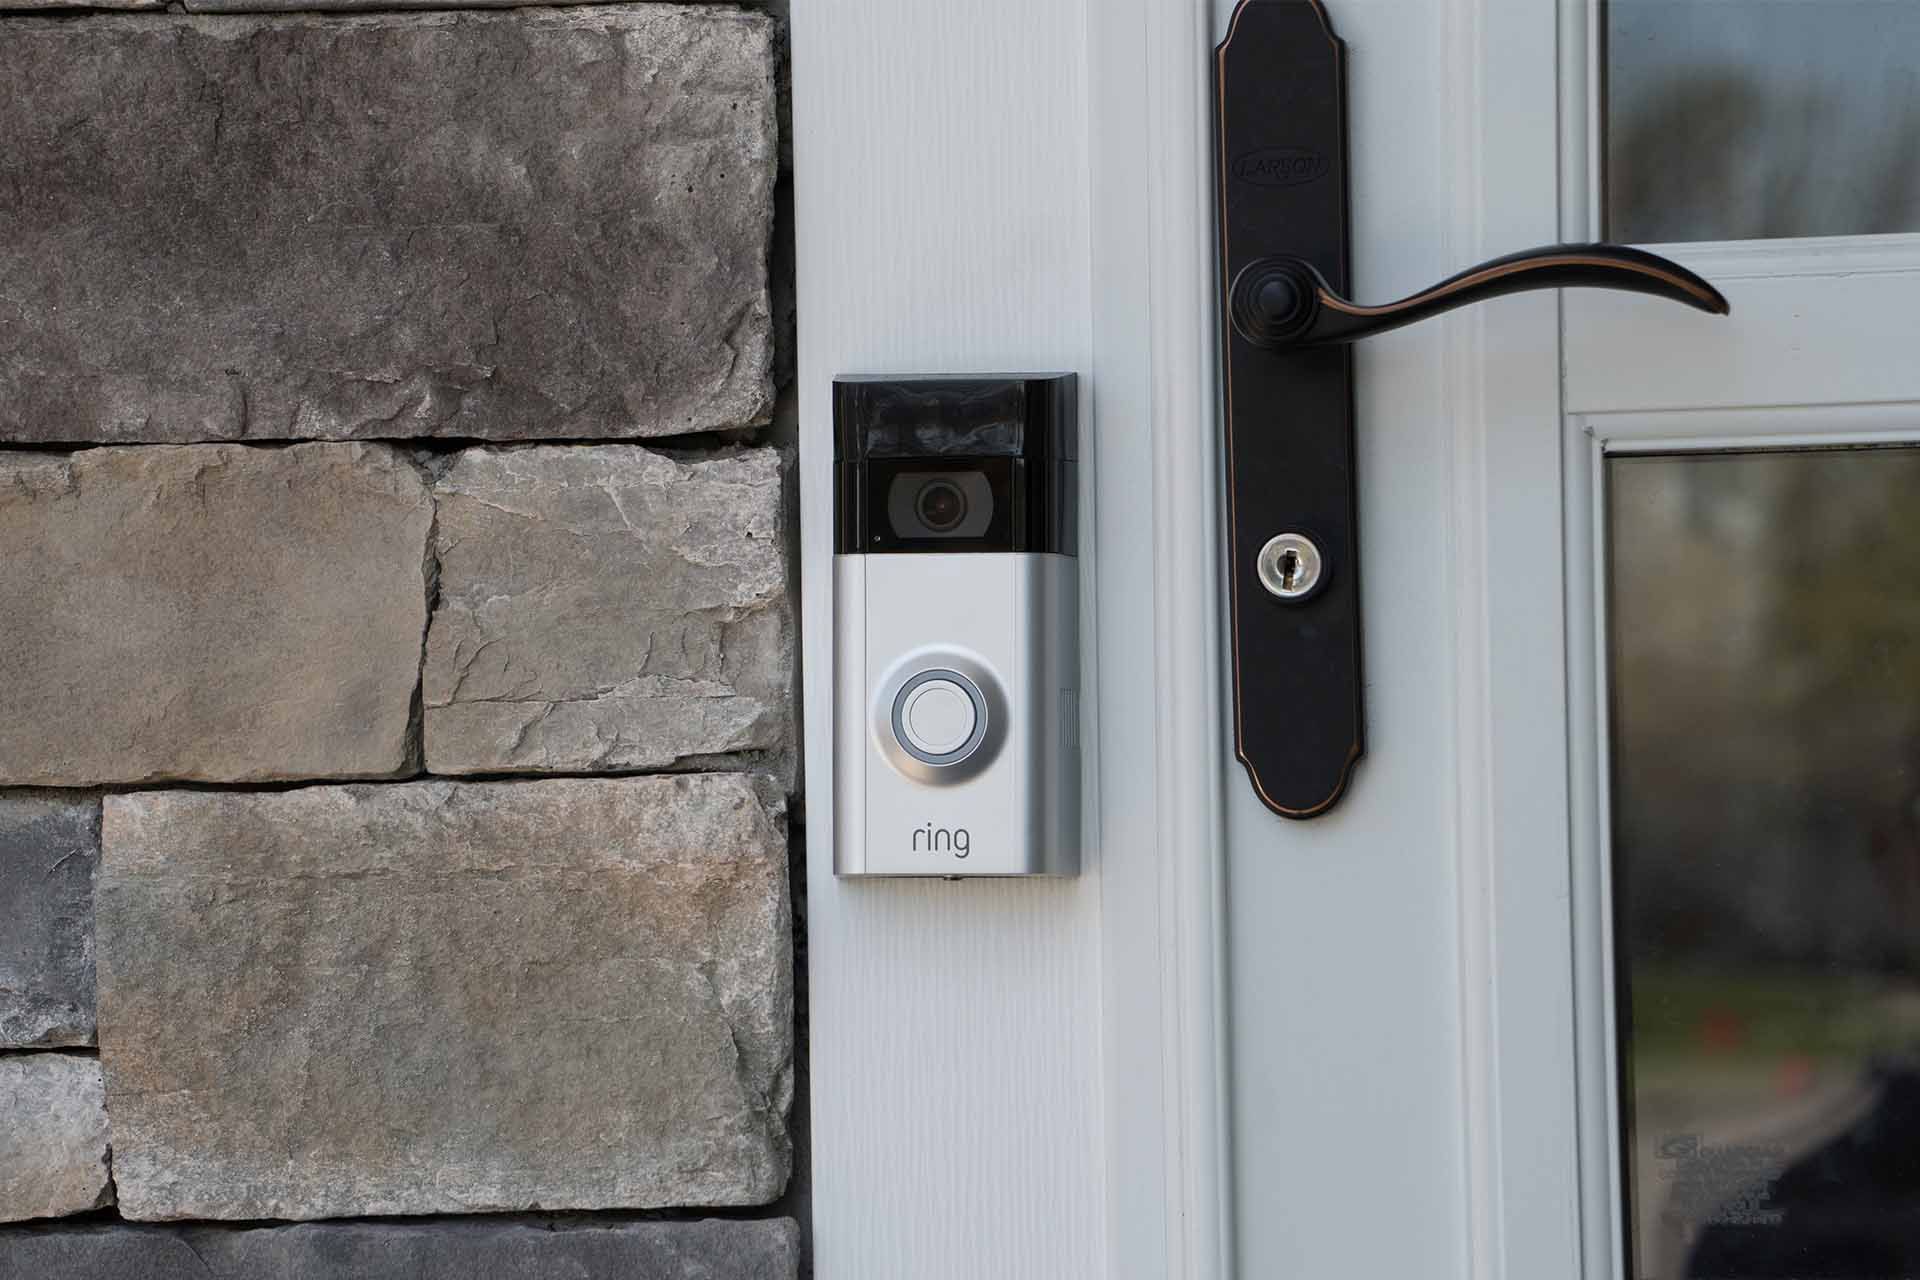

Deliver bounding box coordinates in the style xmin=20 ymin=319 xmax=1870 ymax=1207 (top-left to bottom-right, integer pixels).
xmin=179 ymin=0 xmax=636 ymax=8
xmin=97 ymin=776 xmax=792 ymax=1221
xmin=424 ymin=446 xmax=791 ymax=775
xmin=0 ymin=445 xmax=431 ymax=787
xmin=0 ymin=10 xmax=776 ymax=444
xmin=0 ymin=795 xmax=99 ymax=1048
xmin=0 ymin=1219 xmax=801 ymax=1280
xmin=0 ymin=0 xmax=159 ymax=8
xmin=0 ymin=1054 xmax=112 ymax=1223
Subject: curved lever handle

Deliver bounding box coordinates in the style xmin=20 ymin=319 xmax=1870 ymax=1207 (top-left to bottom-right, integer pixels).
xmin=1228 ymin=242 xmax=1730 ymax=349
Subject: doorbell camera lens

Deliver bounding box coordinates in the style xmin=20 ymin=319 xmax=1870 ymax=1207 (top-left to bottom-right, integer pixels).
xmin=885 ymin=470 xmax=994 ymax=540
xmin=916 ymin=480 xmax=968 ymax=532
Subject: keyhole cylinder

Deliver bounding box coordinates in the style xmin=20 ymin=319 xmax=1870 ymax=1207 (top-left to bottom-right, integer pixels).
xmin=1256 ymin=531 xmax=1325 ymax=602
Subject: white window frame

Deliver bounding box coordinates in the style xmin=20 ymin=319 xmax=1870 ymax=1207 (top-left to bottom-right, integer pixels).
xmin=1478 ymin=6 xmax=1920 ymax=1280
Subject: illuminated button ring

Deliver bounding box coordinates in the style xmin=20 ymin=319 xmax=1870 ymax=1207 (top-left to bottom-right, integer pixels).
xmin=874 ymin=659 xmax=1006 ymax=785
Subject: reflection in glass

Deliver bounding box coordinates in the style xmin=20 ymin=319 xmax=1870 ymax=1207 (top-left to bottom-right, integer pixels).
xmin=1607 ymin=1 xmax=1920 ymax=242
xmin=1609 ymin=447 xmax=1920 ymax=1280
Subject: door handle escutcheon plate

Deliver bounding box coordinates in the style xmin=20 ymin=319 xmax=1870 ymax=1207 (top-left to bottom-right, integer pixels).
xmin=1214 ymin=0 xmax=1731 ymax=819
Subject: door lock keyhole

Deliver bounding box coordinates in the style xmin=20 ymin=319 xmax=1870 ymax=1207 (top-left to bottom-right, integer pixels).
xmin=1256 ymin=532 xmax=1323 ymax=602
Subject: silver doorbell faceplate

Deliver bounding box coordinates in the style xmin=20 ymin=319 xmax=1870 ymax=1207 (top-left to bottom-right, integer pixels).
xmin=832 ymin=375 xmax=1080 ymax=878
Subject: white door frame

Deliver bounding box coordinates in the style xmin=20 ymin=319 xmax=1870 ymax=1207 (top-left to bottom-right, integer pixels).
xmin=795 ymin=0 xmax=1596 ymax=1276
xmin=1090 ymin=0 xmax=1236 ymax=1274
xmin=1455 ymin=3 xmax=1583 ymax=1278
xmin=792 ymin=0 xmax=1231 ymax=1275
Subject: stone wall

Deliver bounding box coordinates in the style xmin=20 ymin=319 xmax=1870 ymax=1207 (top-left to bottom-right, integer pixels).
xmin=0 ymin=3 xmax=799 ymax=1275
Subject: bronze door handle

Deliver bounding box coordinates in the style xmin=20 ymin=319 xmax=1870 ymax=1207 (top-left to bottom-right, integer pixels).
xmin=1228 ymin=243 xmax=1730 ymax=350
xmin=1214 ymin=0 xmax=1733 ymax=819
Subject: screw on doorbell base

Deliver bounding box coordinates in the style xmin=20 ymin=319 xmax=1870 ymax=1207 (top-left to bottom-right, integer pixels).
xmin=1257 ymin=532 xmax=1325 ymax=602
xmin=871 ymin=650 xmax=1007 ymax=786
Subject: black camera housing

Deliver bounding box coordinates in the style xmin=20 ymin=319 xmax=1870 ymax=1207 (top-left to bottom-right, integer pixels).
xmin=832 ymin=374 xmax=1077 ymax=555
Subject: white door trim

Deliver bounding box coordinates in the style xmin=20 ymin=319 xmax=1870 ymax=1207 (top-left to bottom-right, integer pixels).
xmin=1089 ymin=0 xmax=1235 ymax=1274
xmin=791 ymin=1 xmax=1107 ymax=1274
xmin=1140 ymin=0 xmax=1234 ymax=1273
xmin=793 ymin=0 xmax=1235 ymax=1273
xmin=1453 ymin=2 xmax=1587 ymax=1278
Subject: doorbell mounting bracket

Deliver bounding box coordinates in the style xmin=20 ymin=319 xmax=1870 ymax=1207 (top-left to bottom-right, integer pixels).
xmin=832 ymin=374 xmax=1080 ymax=878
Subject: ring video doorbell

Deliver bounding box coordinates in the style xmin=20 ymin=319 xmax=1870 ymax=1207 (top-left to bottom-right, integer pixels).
xmin=833 ymin=375 xmax=1080 ymax=877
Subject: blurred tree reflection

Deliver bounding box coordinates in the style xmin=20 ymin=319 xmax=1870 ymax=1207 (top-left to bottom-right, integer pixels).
xmin=1613 ymin=450 xmax=1920 ymax=971
xmin=1609 ymin=448 xmax=1920 ymax=1280
xmin=1607 ymin=1 xmax=1920 ymax=242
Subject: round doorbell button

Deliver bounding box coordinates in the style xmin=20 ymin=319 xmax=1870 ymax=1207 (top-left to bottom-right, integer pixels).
xmin=902 ymin=679 xmax=976 ymax=755
xmin=889 ymin=669 xmax=990 ymax=767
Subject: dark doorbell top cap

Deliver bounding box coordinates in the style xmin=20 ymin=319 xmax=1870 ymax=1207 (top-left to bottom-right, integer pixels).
xmin=833 ymin=374 xmax=1077 ymax=463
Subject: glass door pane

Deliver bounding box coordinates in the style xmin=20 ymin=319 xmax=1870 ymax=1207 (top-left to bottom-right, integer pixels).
xmin=1606 ymin=1 xmax=1920 ymax=242
xmin=1607 ymin=446 xmax=1920 ymax=1280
